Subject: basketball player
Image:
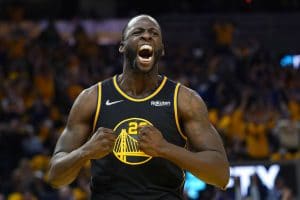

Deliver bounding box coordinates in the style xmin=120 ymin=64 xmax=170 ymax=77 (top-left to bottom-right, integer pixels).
xmin=48 ymin=15 xmax=230 ymax=200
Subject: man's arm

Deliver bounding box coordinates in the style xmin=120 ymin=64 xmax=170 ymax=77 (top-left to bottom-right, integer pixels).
xmin=47 ymin=85 xmax=116 ymax=188
xmin=176 ymin=85 xmax=229 ymax=188
xmin=138 ymin=85 xmax=229 ymax=189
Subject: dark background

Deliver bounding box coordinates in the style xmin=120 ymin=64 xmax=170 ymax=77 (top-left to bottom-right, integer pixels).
xmin=1 ymin=0 xmax=300 ymax=19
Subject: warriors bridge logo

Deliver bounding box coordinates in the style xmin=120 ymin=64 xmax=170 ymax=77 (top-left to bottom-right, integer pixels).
xmin=113 ymin=118 xmax=153 ymax=165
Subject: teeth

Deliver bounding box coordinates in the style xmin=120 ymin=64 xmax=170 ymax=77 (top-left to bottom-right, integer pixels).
xmin=138 ymin=44 xmax=153 ymax=63
xmin=138 ymin=57 xmax=152 ymax=62
xmin=139 ymin=45 xmax=153 ymax=51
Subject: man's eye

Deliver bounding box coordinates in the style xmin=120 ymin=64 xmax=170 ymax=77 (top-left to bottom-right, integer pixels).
xmin=152 ymin=32 xmax=159 ymax=36
xmin=132 ymin=31 xmax=141 ymax=35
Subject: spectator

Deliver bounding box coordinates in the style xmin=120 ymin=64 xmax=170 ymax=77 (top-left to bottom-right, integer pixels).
xmin=0 ymin=17 xmax=298 ymax=200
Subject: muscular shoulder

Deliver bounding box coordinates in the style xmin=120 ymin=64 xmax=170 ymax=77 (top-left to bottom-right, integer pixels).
xmin=82 ymin=84 xmax=98 ymax=101
xmin=177 ymin=85 xmax=208 ymax=121
xmin=67 ymin=83 xmax=99 ymax=125
xmin=74 ymin=84 xmax=98 ymax=109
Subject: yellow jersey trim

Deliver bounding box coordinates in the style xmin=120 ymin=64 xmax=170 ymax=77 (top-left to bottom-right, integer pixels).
xmin=174 ymin=83 xmax=187 ymax=140
xmin=92 ymin=82 xmax=102 ymax=132
xmin=113 ymin=75 xmax=167 ymax=102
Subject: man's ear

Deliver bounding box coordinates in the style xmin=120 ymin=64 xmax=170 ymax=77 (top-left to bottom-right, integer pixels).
xmin=162 ymin=45 xmax=165 ymax=56
xmin=119 ymin=42 xmax=124 ymax=53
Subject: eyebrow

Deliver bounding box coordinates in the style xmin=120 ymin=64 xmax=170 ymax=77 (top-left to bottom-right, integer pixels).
xmin=124 ymin=26 xmax=160 ymax=40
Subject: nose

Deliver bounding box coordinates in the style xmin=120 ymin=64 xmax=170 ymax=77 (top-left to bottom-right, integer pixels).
xmin=141 ymin=31 xmax=152 ymax=40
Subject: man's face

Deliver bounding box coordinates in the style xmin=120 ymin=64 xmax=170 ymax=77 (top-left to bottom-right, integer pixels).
xmin=120 ymin=16 xmax=164 ymax=73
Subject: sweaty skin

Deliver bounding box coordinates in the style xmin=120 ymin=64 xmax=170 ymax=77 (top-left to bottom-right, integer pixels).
xmin=47 ymin=15 xmax=229 ymax=190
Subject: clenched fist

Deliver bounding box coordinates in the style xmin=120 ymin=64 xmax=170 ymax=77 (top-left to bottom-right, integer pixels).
xmin=83 ymin=127 xmax=117 ymax=160
xmin=138 ymin=125 xmax=168 ymax=157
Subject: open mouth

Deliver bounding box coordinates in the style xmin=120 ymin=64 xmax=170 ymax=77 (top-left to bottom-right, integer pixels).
xmin=138 ymin=45 xmax=153 ymax=63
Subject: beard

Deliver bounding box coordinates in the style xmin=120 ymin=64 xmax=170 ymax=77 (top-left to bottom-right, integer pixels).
xmin=125 ymin=46 xmax=138 ymax=70
xmin=124 ymin=46 xmax=163 ymax=73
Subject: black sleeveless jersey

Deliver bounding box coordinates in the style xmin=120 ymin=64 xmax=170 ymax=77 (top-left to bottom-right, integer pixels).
xmin=90 ymin=75 xmax=187 ymax=200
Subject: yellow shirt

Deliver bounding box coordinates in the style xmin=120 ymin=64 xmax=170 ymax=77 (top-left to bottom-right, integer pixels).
xmin=246 ymin=122 xmax=269 ymax=158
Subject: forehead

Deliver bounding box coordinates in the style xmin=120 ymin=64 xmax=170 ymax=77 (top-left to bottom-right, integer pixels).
xmin=126 ymin=16 xmax=160 ymax=32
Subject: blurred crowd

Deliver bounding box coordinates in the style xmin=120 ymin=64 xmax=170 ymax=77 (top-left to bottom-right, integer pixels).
xmin=0 ymin=19 xmax=299 ymax=200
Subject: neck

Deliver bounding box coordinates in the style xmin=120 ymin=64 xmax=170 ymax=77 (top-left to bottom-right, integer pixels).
xmin=117 ymin=70 xmax=161 ymax=98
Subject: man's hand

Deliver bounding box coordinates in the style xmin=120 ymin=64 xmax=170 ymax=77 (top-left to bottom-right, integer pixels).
xmin=137 ymin=125 xmax=168 ymax=157
xmin=82 ymin=127 xmax=117 ymax=160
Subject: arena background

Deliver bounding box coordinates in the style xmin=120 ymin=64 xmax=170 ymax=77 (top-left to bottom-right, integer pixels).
xmin=0 ymin=0 xmax=299 ymax=199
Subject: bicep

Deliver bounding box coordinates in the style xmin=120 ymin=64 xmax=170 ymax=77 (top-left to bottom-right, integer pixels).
xmin=54 ymin=123 xmax=91 ymax=155
xmin=54 ymin=87 xmax=97 ymax=155
xmin=184 ymin=118 xmax=226 ymax=156
xmin=179 ymin=86 xmax=226 ymax=156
